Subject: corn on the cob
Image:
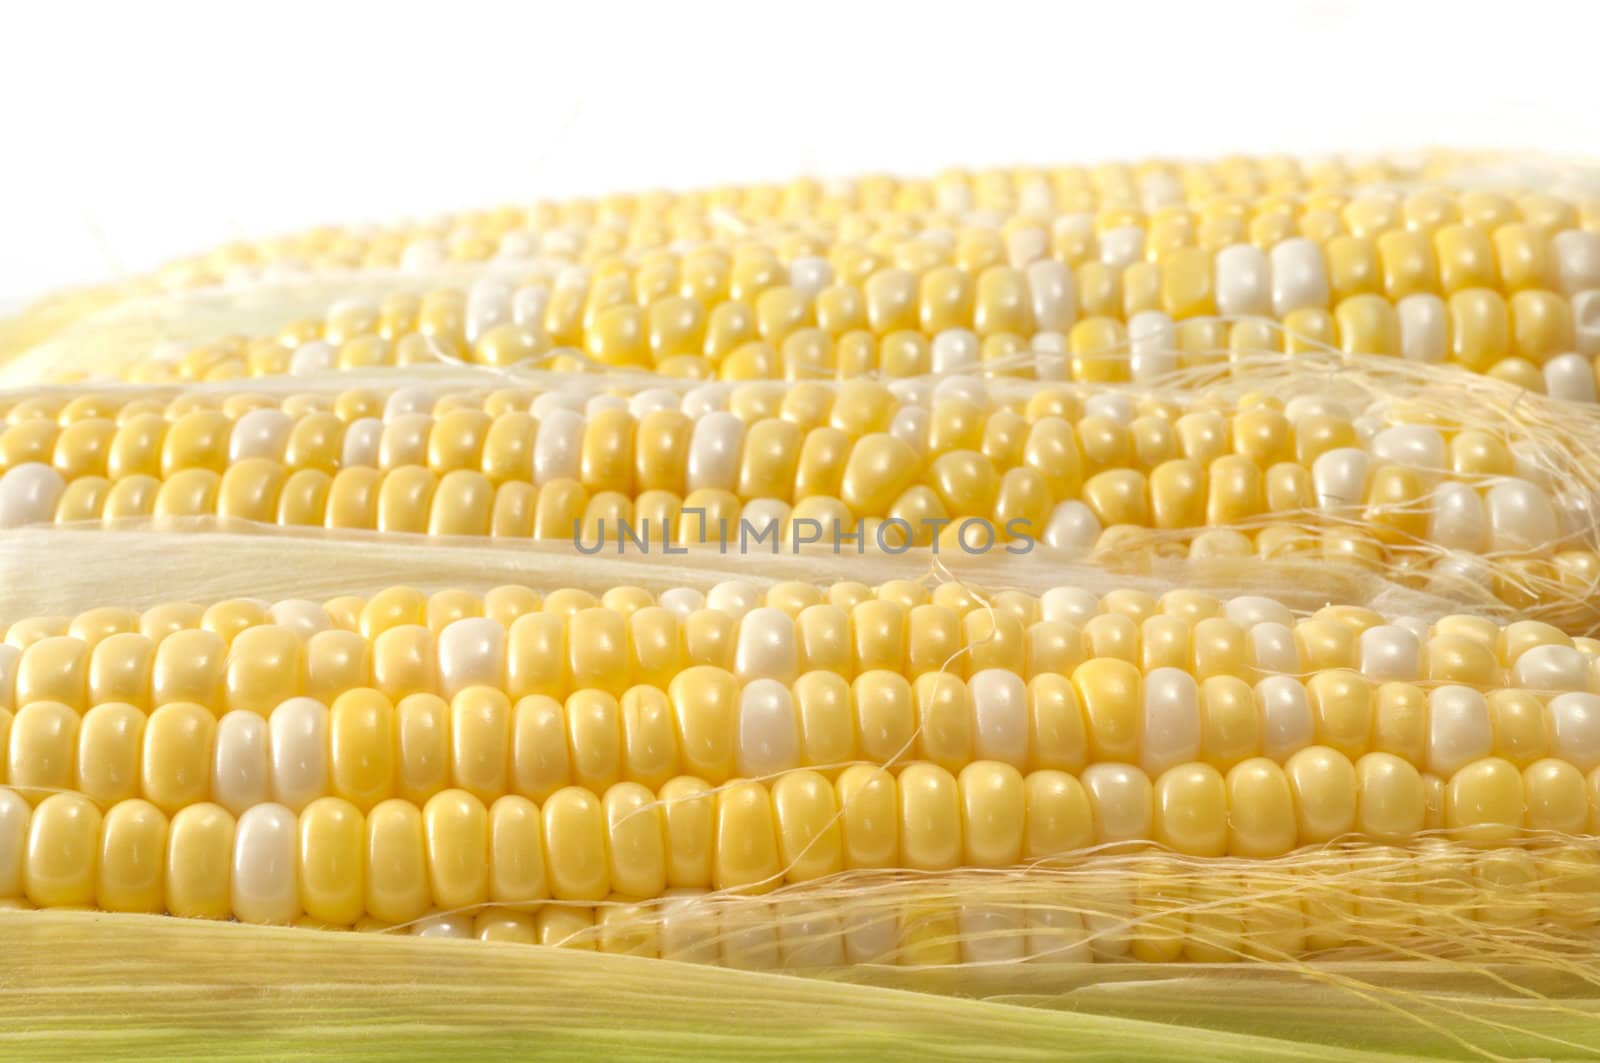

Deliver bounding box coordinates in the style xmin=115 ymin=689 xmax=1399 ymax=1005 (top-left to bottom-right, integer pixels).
xmin=14 ymin=153 xmax=1600 ymax=397
xmin=137 ymin=154 xmax=1594 ymax=291
xmin=3 ymin=579 xmax=1600 ymax=965
xmin=98 ymin=248 xmax=1600 ymax=388
xmin=72 ymin=231 xmax=1600 ymax=394
xmin=2 ymin=380 xmax=1595 ymax=629
xmin=5 ymin=771 xmax=1596 ymax=967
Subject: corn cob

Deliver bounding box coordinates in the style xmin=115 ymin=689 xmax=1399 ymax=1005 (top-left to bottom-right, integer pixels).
xmin=139 ymin=154 xmax=1593 ymax=291
xmin=1 ymin=380 xmax=1594 ymax=630
xmin=69 ymin=223 xmax=1600 ymax=394
xmin=4 ymin=578 xmax=1600 ymax=957
xmin=14 ymin=153 xmax=1600 ymax=395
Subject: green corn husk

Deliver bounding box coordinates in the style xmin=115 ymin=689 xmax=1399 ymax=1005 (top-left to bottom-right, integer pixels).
xmin=6 ymin=909 xmax=1600 ymax=1062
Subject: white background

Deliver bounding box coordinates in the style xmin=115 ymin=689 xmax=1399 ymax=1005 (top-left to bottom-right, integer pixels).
xmin=3 ymin=0 xmax=1599 ymax=307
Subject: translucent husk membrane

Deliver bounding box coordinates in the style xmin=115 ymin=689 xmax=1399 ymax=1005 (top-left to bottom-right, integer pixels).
xmin=0 ymin=913 xmax=1498 ymax=1063
xmin=9 ymin=838 xmax=1600 ymax=1061
xmin=0 ymin=285 xmax=135 ymax=379
xmin=0 ymin=263 xmax=548 ymax=384
xmin=0 ymin=524 xmax=1478 ymax=630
